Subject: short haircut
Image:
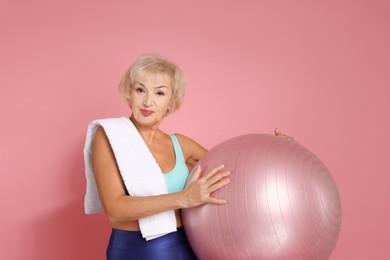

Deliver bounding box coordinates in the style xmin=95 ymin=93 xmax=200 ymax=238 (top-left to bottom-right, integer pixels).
xmin=119 ymin=53 xmax=186 ymax=114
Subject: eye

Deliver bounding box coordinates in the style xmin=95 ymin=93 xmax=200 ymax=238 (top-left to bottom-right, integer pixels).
xmin=156 ymin=91 xmax=165 ymax=96
xmin=136 ymin=87 xmax=145 ymax=93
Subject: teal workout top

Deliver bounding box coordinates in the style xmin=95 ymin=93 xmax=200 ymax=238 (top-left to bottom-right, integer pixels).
xmin=163 ymin=135 xmax=190 ymax=194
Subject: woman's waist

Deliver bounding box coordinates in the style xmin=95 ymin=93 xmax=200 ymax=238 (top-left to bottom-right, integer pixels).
xmin=110 ymin=210 xmax=183 ymax=231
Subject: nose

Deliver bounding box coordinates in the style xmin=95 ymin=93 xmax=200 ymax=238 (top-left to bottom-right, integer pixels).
xmin=143 ymin=94 xmax=153 ymax=107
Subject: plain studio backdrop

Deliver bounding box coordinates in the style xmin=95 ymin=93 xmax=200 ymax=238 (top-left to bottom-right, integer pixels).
xmin=1 ymin=0 xmax=389 ymax=259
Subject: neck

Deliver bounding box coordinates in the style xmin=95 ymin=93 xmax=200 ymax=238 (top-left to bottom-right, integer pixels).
xmin=129 ymin=115 xmax=161 ymax=145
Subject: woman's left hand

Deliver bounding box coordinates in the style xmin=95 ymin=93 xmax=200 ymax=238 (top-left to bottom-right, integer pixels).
xmin=274 ymin=128 xmax=297 ymax=143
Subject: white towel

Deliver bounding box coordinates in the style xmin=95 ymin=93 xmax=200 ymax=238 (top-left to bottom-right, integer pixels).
xmin=83 ymin=116 xmax=177 ymax=240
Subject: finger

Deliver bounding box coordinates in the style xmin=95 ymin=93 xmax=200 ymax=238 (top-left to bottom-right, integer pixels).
xmin=207 ymin=197 xmax=228 ymax=205
xmin=208 ymin=177 xmax=230 ymax=193
xmin=280 ymin=134 xmax=297 ymax=143
xmin=204 ymin=164 xmax=225 ymax=180
xmin=274 ymin=128 xmax=282 ymax=136
xmin=207 ymin=170 xmax=230 ymax=186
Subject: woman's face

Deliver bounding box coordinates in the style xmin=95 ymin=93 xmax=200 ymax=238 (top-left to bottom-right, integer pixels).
xmin=129 ymin=72 xmax=173 ymax=127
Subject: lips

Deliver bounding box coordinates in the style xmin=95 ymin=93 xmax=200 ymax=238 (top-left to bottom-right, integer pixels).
xmin=140 ymin=109 xmax=154 ymax=117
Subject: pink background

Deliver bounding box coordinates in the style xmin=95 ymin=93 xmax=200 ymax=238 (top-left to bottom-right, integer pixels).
xmin=1 ymin=0 xmax=389 ymax=259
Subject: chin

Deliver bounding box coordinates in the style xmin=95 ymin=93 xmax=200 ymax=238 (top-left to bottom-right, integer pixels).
xmin=135 ymin=116 xmax=162 ymax=127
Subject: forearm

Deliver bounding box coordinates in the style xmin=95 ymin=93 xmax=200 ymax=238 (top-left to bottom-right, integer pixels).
xmin=104 ymin=192 xmax=186 ymax=223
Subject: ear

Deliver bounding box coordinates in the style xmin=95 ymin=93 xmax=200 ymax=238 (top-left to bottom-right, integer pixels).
xmin=164 ymin=107 xmax=171 ymax=117
xmin=165 ymin=101 xmax=175 ymax=116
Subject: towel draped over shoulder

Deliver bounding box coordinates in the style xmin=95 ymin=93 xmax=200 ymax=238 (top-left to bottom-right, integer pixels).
xmin=83 ymin=116 xmax=177 ymax=240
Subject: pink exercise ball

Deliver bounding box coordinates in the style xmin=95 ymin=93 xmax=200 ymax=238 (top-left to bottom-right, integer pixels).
xmin=182 ymin=134 xmax=342 ymax=260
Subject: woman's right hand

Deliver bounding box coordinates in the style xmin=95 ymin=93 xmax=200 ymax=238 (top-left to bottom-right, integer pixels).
xmin=181 ymin=164 xmax=230 ymax=208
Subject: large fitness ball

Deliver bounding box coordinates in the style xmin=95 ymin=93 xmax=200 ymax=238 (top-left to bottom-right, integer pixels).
xmin=182 ymin=134 xmax=342 ymax=260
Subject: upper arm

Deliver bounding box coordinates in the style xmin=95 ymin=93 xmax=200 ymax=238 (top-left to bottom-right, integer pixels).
xmin=92 ymin=127 xmax=127 ymax=211
xmin=175 ymin=134 xmax=208 ymax=171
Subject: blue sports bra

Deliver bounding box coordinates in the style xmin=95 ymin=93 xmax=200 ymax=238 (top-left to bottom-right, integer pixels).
xmin=163 ymin=135 xmax=190 ymax=193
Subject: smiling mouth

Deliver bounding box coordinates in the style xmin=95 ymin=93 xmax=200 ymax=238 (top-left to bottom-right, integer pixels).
xmin=140 ymin=109 xmax=154 ymax=117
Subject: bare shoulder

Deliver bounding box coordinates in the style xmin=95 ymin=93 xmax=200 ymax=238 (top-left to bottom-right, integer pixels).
xmin=94 ymin=126 xmax=107 ymax=141
xmin=92 ymin=126 xmax=118 ymax=173
xmin=174 ymin=134 xmax=207 ymax=154
xmin=175 ymin=134 xmax=208 ymax=167
xmin=92 ymin=127 xmax=111 ymax=151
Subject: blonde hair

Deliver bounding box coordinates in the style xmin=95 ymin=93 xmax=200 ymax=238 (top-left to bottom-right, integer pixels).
xmin=119 ymin=53 xmax=186 ymax=114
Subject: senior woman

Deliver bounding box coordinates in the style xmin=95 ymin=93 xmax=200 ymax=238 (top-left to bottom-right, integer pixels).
xmin=85 ymin=53 xmax=293 ymax=259
xmin=85 ymin=53 xmax=231 ymax=260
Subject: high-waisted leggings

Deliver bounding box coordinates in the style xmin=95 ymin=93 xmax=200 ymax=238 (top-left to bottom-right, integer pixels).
xmin=106 ymin=228 xmax=197 ymax=260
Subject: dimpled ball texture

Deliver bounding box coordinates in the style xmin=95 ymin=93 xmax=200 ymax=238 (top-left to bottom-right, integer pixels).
xmin=182 ymin=134 xmax=342 ymax=260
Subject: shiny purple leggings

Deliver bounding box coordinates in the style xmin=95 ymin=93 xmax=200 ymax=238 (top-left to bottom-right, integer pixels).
xmin=106 ymin=228 xmax=197 ymax=260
